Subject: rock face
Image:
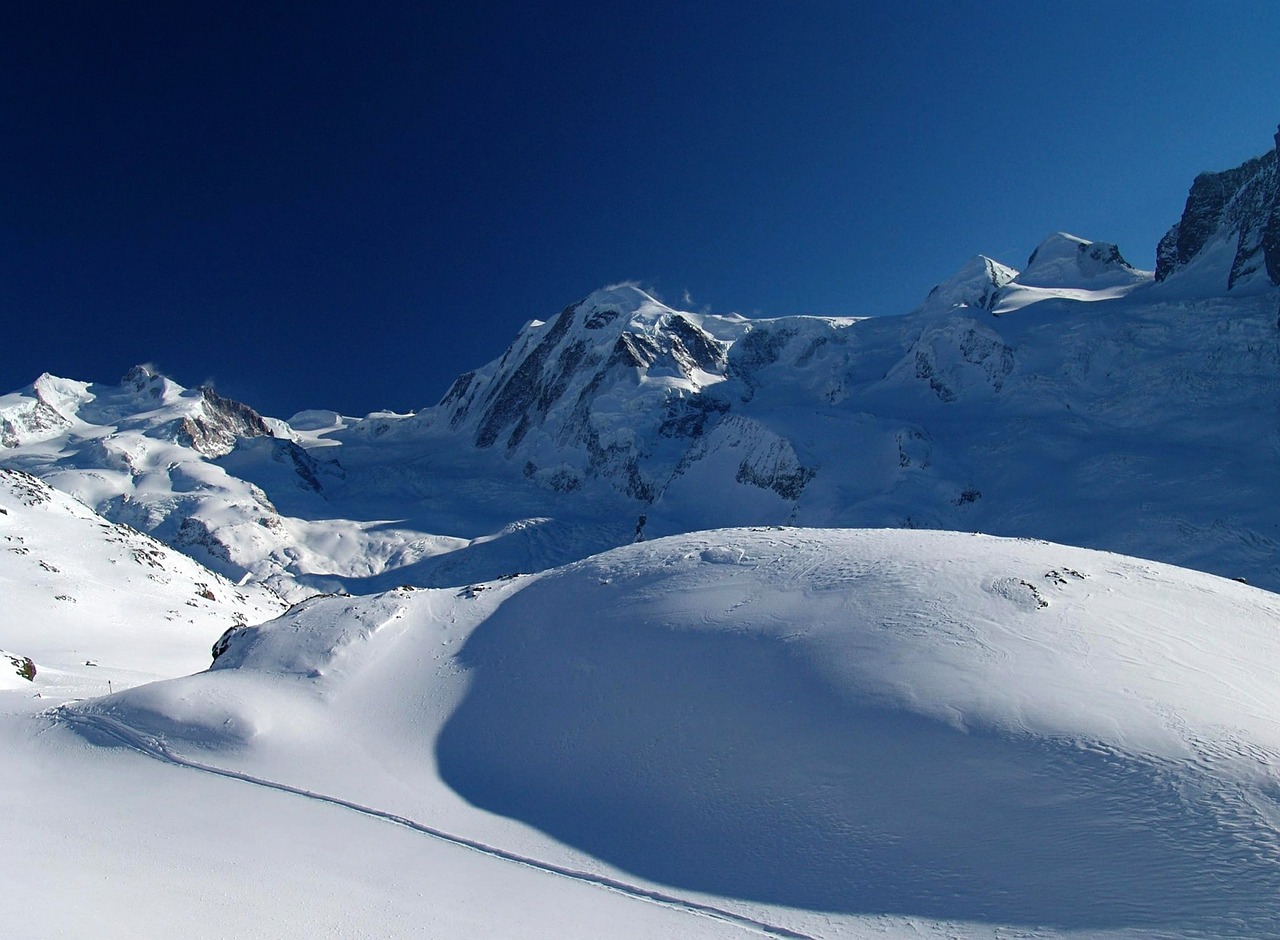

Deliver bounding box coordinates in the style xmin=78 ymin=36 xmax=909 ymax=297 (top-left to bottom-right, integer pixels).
xmin=3 ymin=650 xmax=36 ymax=681
xmin=173 ymin=387 xmax=273 ymax=458
xmin=1156 ymin=128 xmax=1280 ymax=289
xmin=437 ymin=285 xmax=742 ymax=501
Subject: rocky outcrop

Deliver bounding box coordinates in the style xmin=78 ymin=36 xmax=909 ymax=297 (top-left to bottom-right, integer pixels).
xmin=1155 ymin=127 xmax=1280 ymax=289
xmin=172 ymin=387 xmax=273 ymax=458
xmin=434 ymin=285 xmax=742 ymax=503
xmin=3 ymin=650 xmax=36 ymax=681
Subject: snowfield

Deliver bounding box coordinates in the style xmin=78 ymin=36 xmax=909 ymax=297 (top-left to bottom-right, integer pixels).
xmin=5 ymin=134 xmax=1280 ymax=937
xmin=7 ymin=528 xmax=1278 ymax=938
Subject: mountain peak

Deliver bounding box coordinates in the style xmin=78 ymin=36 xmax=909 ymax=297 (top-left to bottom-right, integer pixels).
xmin=579 ymin=283 xmax=665 ymax=315
xmin=919 ymin=255 xmax=1019 ymax=314
xmin=121 ymin=363 xmax=184 ymax=403
xmin=1013 ymin=233 xmax=1146 ymax=289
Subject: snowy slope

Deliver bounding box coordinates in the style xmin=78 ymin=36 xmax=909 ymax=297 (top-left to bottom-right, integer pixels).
xmin=0 ymin=467 xmax=285 ymax=694
xmin=30 ymin=528 xmax=1280 ymax=938
xmin=0 ymin=368 xmax=480 ymax=599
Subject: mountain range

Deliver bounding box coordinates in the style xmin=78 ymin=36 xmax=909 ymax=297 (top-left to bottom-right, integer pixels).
xmin=4 ymin=129 xmax=1279 ymax=598
xmin=3 ymin=126 xmax=1280 ymax=939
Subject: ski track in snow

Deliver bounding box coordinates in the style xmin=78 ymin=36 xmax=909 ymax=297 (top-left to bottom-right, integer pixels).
xmin=57 ymin=710 xmax=816 ymax=940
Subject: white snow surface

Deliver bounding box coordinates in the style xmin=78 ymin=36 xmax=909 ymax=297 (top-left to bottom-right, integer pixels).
xmin=2 ymin=527 xmax=1272 ymax=938
xmin=0 ymin=466 xmax=284 ymax=693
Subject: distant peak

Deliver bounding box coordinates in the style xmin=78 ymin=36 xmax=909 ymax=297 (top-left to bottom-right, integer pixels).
xmin=1013 ymin=233 xmax=1145 ymax=289
xmin=122 ymin=363 xmax=160 ymax=383
xmin=121 ymin=363 xmax=184 ymax=402
xmin=919 ymin=255 xmax=1019 ymax=314
xmin=122 ymin=363 xmax=169 ymax=389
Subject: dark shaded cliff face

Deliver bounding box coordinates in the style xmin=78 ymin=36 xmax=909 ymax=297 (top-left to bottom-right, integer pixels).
xmin=1156 ymin=132 xmax=1280 ymax=289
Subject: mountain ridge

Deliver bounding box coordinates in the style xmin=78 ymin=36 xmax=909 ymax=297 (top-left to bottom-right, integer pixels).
xmin=3 ymin=128 xmax=1279 ymax=595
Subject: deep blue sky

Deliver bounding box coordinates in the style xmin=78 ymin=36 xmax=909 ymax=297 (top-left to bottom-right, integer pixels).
xmin=3 ymin=2 xmax=1279 ymax=418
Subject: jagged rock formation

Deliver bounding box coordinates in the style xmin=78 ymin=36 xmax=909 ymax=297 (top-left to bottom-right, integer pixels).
xmin=173 ymin=387 xmax=273 ymax=458
xmin=436 ymin=285 xmax=748 ymax=502
xmin=1156 ymin=126 xmax=1280 ymax=290
xmin=3 ymin=649 xmax=36 ymax=681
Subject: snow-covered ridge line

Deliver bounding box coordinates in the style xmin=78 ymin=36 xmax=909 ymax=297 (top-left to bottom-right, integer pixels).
xmin=2 ymin=129 xmax=1280 ymax=597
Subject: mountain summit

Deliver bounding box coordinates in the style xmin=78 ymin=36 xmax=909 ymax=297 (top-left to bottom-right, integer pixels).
xmin=1012 ymin=233 xmax=1146 ymax=289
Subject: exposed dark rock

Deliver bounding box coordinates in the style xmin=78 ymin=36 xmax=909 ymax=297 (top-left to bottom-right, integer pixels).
xmin=475 ymin=303 xmax=581 ymax=448
xmin=173 ymin=388 xmax=273 ymax=458
xmin=736 ymin=459 xmax=816 ymax=501
xmin=439 ymin=371 xmax=477 ymax=428
xmin=5 ymin=653 xmax=36 ymax=681
xmin=732 ymin=326 xmax=798 ymax=401
xmin=175 ymin=516 xmax=234 ymax=563
xmin=584 ymin=308 xmax=620 ymax=329
xmin=1 ymin=468 xmax=53 ymax=505
xmin=664 ymin=315 xmax=729 ymax=374
xmin=211 ymin=626 xmax=240 ymax=662
xmin=658 ymin=396 xmax=730 ymax=439
xmin=122 ymin=364 xmax=169 ymax=399
xmin=609 ymin=333 xmax=662 ymax=370
xmin=278 ymin=439 xmax=328 ymax=492
xmin=1156 ymin=133 xmax=1280 ymax=288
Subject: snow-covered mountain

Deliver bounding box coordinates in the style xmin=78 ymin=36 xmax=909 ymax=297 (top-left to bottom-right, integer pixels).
xmin=1156 ymin=124 xmax=1280 ymax=291
xmin=5 ymin=127 xmax=1280 ymax=940
xmin=4 ymin=133 xmax=1278 ymax=597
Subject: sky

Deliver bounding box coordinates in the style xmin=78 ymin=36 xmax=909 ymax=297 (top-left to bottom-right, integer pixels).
xmin=3 ymin=1 xmax=1280 ymax=419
